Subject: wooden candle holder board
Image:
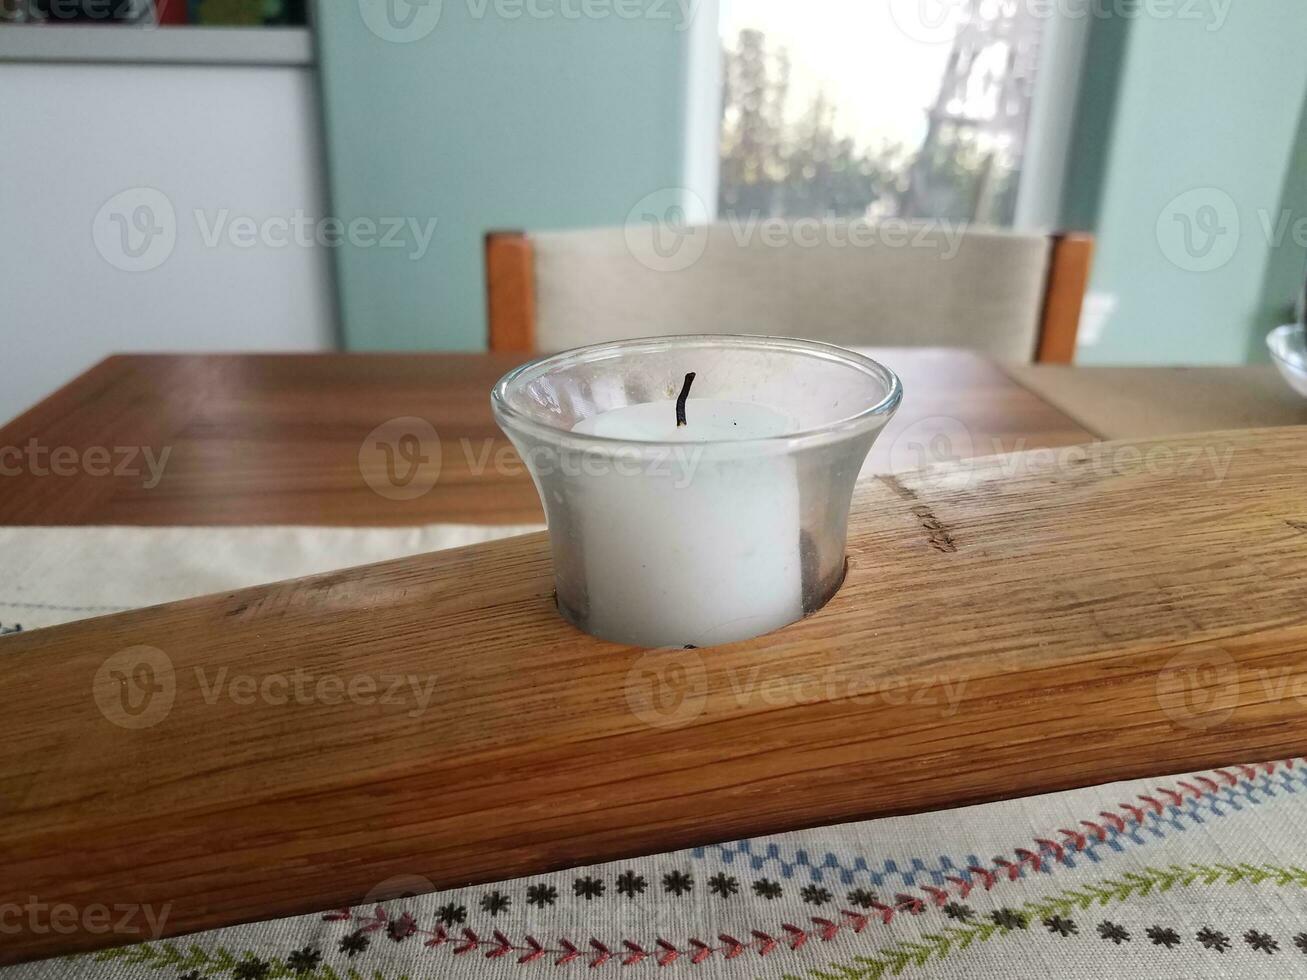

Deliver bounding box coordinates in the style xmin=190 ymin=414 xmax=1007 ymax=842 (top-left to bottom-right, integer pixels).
xmin=3 ymin=427 xmax=1307 ymax=966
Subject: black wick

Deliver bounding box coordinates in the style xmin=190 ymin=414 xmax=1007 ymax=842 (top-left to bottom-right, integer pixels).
xmin=675 ymin=372 xmax=696 ymax=427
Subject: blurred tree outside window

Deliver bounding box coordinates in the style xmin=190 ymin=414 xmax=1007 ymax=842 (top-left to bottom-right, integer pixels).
xmin=719 ymin=0 xmax=1043 ymax=226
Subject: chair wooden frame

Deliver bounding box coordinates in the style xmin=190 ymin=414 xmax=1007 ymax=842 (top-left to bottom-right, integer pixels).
xmin=486 ymin=229 xmax=1094 ymax=363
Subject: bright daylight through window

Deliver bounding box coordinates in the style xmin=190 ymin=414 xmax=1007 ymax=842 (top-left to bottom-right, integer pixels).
xmin=718 ymin=0 xmax=1043 ymax=225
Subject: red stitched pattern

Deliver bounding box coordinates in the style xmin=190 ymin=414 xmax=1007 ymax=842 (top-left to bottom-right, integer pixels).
xmin=324 ymin=758 xmax=1299 ymax=968
xmin=326 ymin=906 xmax=879 ymax=966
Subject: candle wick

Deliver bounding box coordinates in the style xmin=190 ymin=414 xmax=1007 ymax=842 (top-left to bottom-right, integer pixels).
xmin=675 ymin=372 xmax=696 ymax=427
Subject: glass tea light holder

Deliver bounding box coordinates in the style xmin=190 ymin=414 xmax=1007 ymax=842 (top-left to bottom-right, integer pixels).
xmin=491 ymin=335 xmax=902 ymax=648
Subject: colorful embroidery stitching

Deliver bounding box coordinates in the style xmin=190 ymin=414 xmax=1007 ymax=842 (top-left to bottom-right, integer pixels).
xmin=698 ymin=761 xmax=1306 ymax=887
xmin=78 ymin=860 xmax=1307 ymax=979
xmin=809 ymin=863 xmax=1307 ymax=980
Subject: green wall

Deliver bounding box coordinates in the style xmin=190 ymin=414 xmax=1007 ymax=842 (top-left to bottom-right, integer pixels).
xmin=1245 ymin=90 xmax=1307 ymax=362
xmin=317 ymin=0 xmax=697 ymax=350
xmin=1069 ymin=4 xmax=1307 ymax=364
xmin=1059 ymin=9 xmax=1131 ymax=233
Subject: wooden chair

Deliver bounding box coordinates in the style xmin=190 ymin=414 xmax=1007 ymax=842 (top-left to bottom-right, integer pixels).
xmin=486 ymin=223 xmax=1092 ymax=363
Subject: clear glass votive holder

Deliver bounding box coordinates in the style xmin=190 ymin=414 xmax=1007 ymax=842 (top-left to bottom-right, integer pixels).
xmin=1267 ymin=323 xmax=1307 ymax=397
xmin=491 ymin=335 xmax=902 ymax=649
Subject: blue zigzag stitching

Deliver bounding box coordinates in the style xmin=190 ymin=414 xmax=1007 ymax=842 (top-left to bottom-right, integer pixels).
xmin=690 ymin=768 xmax=1307 ymax=888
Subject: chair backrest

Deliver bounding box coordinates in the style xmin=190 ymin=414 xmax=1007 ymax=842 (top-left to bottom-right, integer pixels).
xmin=487 ymin=221 xmax=1092 ymax=363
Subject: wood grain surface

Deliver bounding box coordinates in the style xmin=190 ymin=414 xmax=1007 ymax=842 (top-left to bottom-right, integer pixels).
xmin=0 ymin=350 xmax=1095 ymax=526
xmin=3 ymin=426 xmax=1306 ymax=965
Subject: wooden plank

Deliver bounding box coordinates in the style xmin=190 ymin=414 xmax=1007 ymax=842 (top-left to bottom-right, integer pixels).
xmin=3 ymin=426 xmax=1306 ymax=965
xmin=485 ymin=231 xmax=537 ymax=353
xmin=0 ymin=351 xmax=1097 ymax=527
xmin=1035 ymin=233 xmax=1094 ymax=364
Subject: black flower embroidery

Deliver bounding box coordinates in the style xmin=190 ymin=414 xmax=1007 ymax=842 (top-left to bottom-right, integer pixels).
xmin=1097 ymin=921 xmax=1130 ymax=945
xmin=1294 ymin=933 xmax=1307 ymax=954
xmin=1146 ymin=925 xmax=1181 ymax=948
xmin=526 ymin=883 xmax=558 ymax=907
xmin=285 ymin=947 xmax=321 ymax=974
xmin=232 ymin=961 xmax=270 ymax=980
xmin=1196 ymin=927 xmax=1230 ymax=952
xmin=338 ymin=931 xmax=370 ymax=957
xmin=437 ymin=902 xmax=466 ymax=926
xmin=662 ymin=870 xmax=693 ymax=896
xmin=800 ymin=884 xmax=832 ymax=905
xmin=1244 ymin=930 xmax=1279 ymax=954
xmin=708 ymin=873 xmax=739 ymax=898
xmin=232 ymin=958 xmax=271 ymax=980
xmin=990 ymin=908 xmax=1028 ymax=930
xmin=616 ymin=871 xmax=647 ymax=898
xmin=1043 ymin=915 xmax=1077 ymax=937
xmin=480 ymin=891 xmax=510 ymax=916
xmin=574 ymin=875 xmax=605 ymax=900
xmin=386 ymin=912 xmax=417 ymax=941
xmin=849 ymin=888 xmax=880 ymax=910
xmin=753 ymin=878 xmax=783 ymax=900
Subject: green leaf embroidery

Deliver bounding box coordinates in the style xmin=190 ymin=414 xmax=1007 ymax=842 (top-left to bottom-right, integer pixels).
xmin=59 ymin=863 xmax=1307 ymax=980
xmin=805 ymin=863 xmax=1307 ymax=980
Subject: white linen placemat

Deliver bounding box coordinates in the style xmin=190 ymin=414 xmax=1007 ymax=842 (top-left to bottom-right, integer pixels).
xmin=0 ymin=524 xmax=542 ymax=632
xmin=1 ymin=526 xmax=1303 ymax=980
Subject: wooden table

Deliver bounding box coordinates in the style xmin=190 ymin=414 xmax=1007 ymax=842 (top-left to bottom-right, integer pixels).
xmin=0 ymin=350 xmax=1096 ymax=526
xmin=1005 ymin=363 xmax=1307 ymax=439
xmin=26 ymin=349 xmax=1295 ymax=968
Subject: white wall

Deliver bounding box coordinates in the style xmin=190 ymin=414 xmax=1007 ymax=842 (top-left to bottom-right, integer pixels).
xmin=0 ymin=60 xmax=336 ymax=424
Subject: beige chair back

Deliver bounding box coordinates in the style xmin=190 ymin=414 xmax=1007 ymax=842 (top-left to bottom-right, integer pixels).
xmin=486 ymin=221 xmax=1091 ymax=363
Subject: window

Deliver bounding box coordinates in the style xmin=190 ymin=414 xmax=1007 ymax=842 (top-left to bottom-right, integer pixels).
xmin=718 ymin=0 xmax=1044 ymax=226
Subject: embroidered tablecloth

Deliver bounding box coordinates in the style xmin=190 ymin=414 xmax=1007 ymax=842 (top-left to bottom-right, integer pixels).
xmin=2 ymin=527 xmax=1304 ymax=980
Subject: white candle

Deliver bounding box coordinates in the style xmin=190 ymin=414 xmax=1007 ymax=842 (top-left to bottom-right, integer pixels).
xmin=570 ymin=395 xmax=804 ymax=647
